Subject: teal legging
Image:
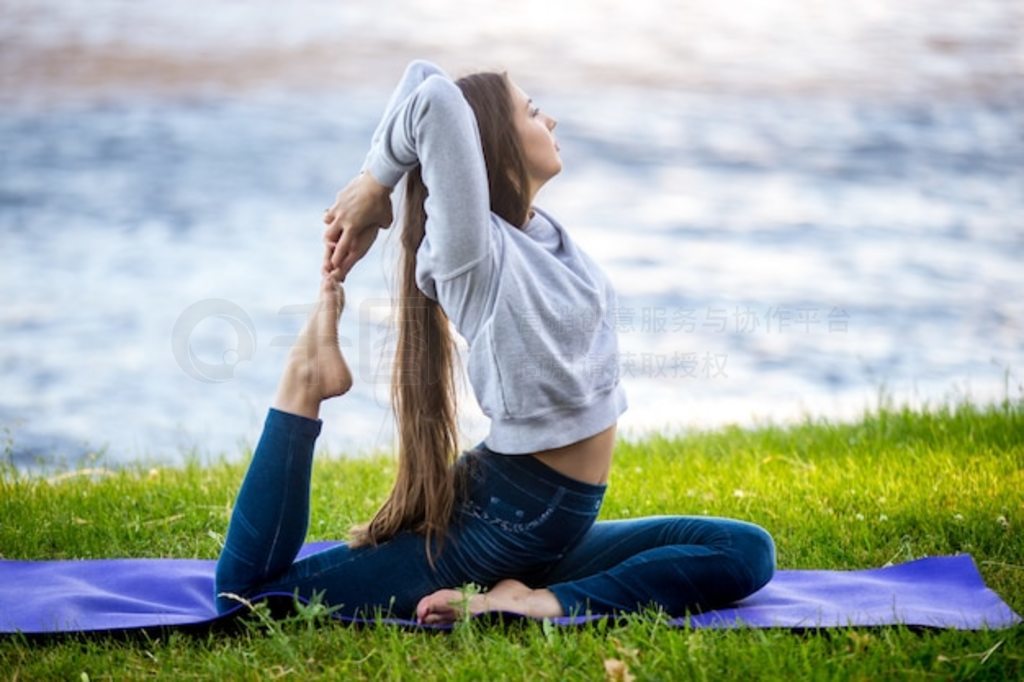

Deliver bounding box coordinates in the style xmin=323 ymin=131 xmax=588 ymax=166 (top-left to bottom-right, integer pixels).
xmin=214 ymin=408 xmax=776 ymax=619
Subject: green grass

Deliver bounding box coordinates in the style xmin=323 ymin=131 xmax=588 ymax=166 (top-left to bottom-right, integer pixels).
xmin=1 ymin=399 xmax=1022 ymax=680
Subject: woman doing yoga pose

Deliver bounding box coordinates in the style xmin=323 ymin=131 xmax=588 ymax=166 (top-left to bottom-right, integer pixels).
xmin=214 ymin=59 xmax=776 ymax=625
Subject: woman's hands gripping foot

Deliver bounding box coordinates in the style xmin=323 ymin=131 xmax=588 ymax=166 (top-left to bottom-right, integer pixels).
xmin=415 ymin=579 xmax=564 ymax=625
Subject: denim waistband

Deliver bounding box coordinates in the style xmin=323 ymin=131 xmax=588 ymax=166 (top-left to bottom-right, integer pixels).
xmin=465 ymin=442 xmax=608 ymax=512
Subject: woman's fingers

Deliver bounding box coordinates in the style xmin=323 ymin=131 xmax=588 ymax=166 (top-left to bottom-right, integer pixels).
xmin=339 ymin=251 xmax=359 ymax=280
xmin=323 ymin=217 xmax=342 ymax=245
xmin=324 ymin=232 xmax=372 ymax=279
xmin=329 ymin=227 xmax=380 ymax=282
xmin=326 ymin=265 xmax=344 ymax=284
xmin=321 ymin=173 xmax=390 ymax=279
xmin=331 ymin=229 xmax=358 ymax=271
xmin=321 ymin=241 xmax=337 ymax=276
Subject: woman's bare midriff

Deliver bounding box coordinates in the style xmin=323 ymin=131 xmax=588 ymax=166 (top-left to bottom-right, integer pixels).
xmin=529 ymin=422 xmax=617 ymax=485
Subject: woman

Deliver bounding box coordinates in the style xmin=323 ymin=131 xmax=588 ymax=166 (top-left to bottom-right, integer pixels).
xmin=214 ymin=59 xmax=775 ymax=626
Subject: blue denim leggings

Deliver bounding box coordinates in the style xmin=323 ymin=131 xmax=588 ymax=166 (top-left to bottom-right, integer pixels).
xmin=215 ymin=408 xmax=776 ymax=619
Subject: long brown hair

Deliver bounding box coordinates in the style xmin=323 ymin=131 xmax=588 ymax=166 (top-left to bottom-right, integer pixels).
xmin=346 ymin=71 xmax=532 ymax=568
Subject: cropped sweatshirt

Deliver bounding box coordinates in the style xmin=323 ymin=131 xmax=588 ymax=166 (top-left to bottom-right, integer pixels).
xmin=360 ymin=59 xmax=628 ymax=454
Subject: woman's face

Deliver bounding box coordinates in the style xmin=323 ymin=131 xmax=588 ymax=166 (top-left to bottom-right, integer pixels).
xmin=508 ymin=79 xmax=561 ymax=200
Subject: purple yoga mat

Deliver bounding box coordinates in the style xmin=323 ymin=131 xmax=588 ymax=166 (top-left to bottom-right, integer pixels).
xmin=1 ymin=543 xmax=1019 ymax=635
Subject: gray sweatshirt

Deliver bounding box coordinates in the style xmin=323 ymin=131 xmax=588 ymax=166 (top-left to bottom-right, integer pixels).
xmin=361 ymin=59 xmax=628 ymax=454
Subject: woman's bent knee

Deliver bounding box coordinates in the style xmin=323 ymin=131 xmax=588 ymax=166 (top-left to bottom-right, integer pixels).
xmin=213 ymin=551 xmax=263 ymax=614
xmin=744 ymin=523 xmax=777 ymax=591
xmin=729 ymin=521 xmax=776 ymax=595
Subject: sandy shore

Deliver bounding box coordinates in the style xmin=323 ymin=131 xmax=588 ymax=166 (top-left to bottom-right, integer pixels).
xmin=2 ymin=0 xmax=1021 ymax=103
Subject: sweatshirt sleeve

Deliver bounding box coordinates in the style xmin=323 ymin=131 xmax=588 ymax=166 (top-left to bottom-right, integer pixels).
xmin=359 ymin=59 xmax=447 ymax=175
xmin=361 ymin=59 xmax=492 ymax=281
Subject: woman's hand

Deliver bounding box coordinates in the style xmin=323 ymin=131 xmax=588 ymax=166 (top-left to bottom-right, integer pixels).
xmin=322 ymin=171 xmax=394 ymax=280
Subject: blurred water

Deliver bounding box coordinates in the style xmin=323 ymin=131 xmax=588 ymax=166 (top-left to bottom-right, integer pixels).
xmin=1 ymin=0 xmax=1022 ymax=469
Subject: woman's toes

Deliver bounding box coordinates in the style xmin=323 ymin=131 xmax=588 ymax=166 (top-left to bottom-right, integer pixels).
xmin=415 ymin=581 xmax=564 ymax=625
xmin=416 ymin=589 xmax=469 ymax=624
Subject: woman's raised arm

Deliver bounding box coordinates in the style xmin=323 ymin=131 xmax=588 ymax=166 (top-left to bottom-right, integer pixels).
xmin=358 ymin=59 xmax=448 ymax=176
xmin=359 ymin=60 xmax=493 ymax=281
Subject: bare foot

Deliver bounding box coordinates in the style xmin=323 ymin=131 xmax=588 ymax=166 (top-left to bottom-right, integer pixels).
xmin=415 ymin=579 xmax=564 ymax=625
xmin=273 ymin=275 xmax=353 ymax=417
